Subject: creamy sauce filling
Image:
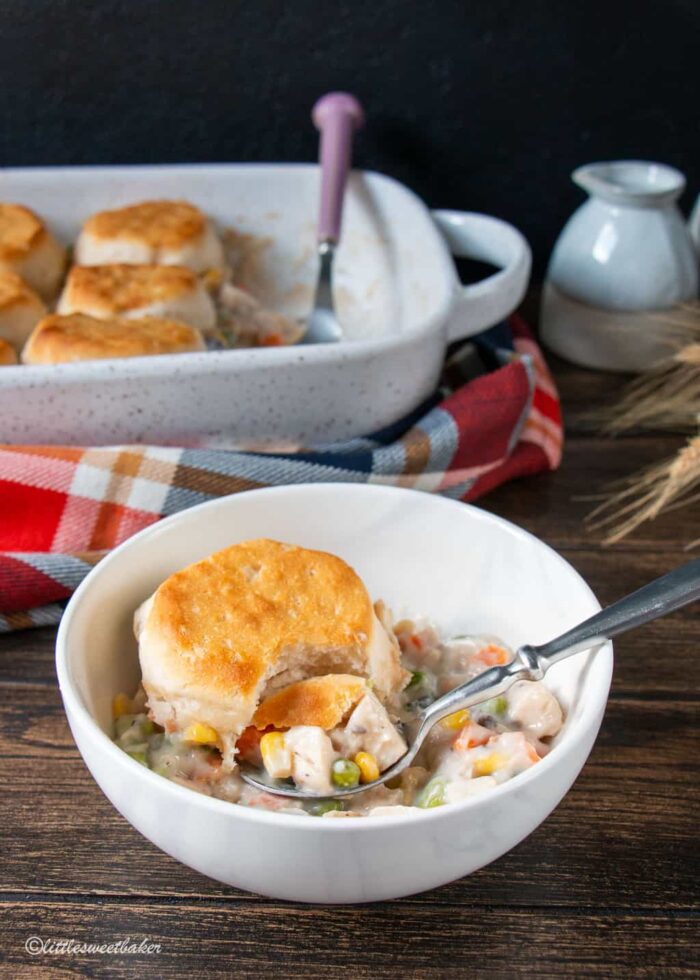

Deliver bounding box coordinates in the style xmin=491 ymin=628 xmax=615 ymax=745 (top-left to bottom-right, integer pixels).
xmin=114 ymin=616 xmax=564 ymax=818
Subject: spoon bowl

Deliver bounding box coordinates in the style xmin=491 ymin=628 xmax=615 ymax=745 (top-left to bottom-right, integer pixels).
xmin=301 ymin=243 xmax=343 ymax=344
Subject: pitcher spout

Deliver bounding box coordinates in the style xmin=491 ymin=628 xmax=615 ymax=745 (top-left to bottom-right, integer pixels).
xmin=572 ymin=160 xmax=686 ymax=208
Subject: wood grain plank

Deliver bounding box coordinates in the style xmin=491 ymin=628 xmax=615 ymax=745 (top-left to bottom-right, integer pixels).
xmin=0 ymin=627 xmax=60 ymax=688
xmin=481 ymin=436 xmax=697 ymax=552
xmin=2 ymin=900 xmax=697 ymax=978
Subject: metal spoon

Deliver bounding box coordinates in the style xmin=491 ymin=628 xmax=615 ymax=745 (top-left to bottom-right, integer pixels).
xmin=301 ymin=92 xmax=364 ymax=345
xmin=240 ymin=557 xmax=700 ymax=799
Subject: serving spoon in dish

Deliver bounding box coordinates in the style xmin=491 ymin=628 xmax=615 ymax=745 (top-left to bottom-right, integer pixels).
xmin=301 ymin=92 xmax=365 ymax=345
xmin=240 ymin=557 xmax=700 ymax=799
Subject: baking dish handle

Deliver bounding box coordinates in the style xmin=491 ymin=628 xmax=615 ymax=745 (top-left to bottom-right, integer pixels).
xmin=431 ymin=210 xmax=532 ymax=341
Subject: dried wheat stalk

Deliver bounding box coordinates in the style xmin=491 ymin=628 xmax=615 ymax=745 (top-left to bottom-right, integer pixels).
xmin=586 ymin=434 xmax=700 ymax=545
xmin=601 ymin=343 xmax=700 ymax=434
xmin=585 ymin=303 xmax=700 ymax=545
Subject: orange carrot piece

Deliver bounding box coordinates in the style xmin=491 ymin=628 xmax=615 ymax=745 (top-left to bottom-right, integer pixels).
xmin=474 ymin=644 xmax=510 ymax=667
xmin=453 ymin=722 xmax=491 ymax=751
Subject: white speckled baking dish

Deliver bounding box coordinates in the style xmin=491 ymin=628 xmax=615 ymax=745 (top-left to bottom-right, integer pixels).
xmin=0 ymin=164 xmax=531 ymax=446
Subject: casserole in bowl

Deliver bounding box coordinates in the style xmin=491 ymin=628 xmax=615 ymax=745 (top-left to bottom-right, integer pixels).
xmin=0 ymin=164 xmax=530 ymax=445
xmin=56 ymin=483 xmax=612 ymax=903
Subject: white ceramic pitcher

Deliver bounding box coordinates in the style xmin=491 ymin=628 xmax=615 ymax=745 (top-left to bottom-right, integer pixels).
xmin=541 ymin=160 xmax=699 ymax=372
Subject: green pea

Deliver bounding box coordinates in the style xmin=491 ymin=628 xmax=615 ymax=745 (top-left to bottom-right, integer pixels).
xmin=407 ymin=670 xmax=425 ymax=690
xmin=480 ymin=695 xmax=508 ymax=717
xmin=309 ymin=800 xmax=343 ymax=816
xmin=331 ymin=758 xmax=361 ymax=789
xmin=416 ymin=778 xmax=446 ymax=809
xmin=126 ymin=747 xmax=149 ymax=767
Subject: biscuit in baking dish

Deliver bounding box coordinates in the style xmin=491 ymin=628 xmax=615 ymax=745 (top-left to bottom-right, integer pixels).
xmin=74 ymin=200 xmax=225 ymax=273
xmin=0 ymin=337 xmax=17 ymax=365
xmin=0 ymin=203 xmax=66 ymax=299
xmin=21 ymin=312 xmax=206 ymax=365
xmin=0 ymin=270 xmax=47 ymax=350
xmin=57 ymin=263 xmax=217 ymax=333
xmin=134 ymin=539 xmax=409 ymax=768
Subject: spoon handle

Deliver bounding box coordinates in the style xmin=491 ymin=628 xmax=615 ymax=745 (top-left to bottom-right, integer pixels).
xmin=312 ymin=92 xmax=364 ymax=244
xmin=418 ymin=558 xmax=700 ymax=733
xmin=531 ymin=557 xmax=700 ymax=670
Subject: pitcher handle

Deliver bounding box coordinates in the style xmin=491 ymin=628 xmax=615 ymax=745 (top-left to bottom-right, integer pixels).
xmin=432 ymin=210 xmax=532 ymax=342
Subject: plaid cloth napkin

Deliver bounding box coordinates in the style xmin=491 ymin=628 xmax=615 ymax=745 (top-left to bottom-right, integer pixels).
xmin=0 ymin=315 xmax=562 ymax=631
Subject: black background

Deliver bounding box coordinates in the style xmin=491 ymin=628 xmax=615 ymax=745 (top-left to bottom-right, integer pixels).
xmin=0 ymin=0 xmax=698 ymax=276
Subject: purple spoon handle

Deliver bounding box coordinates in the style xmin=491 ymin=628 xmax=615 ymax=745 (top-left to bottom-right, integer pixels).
xmin=312 ymin=92 xmax=364 ymax=244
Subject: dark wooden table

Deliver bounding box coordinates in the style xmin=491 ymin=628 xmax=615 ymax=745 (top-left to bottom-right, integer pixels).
xmin=2 ymin=359 xmax=698 ymax=978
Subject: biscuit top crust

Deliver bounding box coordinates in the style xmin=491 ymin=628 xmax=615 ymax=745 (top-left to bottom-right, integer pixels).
xmin=23 ymin=312 xmax=204 ymax=364
xmin=83 ymin=200 xmax=207 ymax=248
xmin=0 ymin=269 xmax=41 ymax=310
xmin=0 ymin=204 xmax=45 ymax=260
xmin=144 ymin=539 xmax=375 ymax=701
xmin=64 ymin=264 xmax=198 ymax=312
xmin=252 ymin=674 xmax=368 ymax=731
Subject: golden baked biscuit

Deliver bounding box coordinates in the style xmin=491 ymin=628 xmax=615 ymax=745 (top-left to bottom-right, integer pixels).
xmin=0 ymin=269 xmax=46 ymax=350
xmin=0 ymin=337 xmax=18 ymax=365
xmin=134 ymin=539 xmax=408 ymax=767
xmin=21 ymin=312 xmax=205 ymax=365
xmin=57 ymin=264 xmax=217 ymax=332
xmin=253 ymin=674 xmax=368 ymax=731
xmin=75 ymin=200 xmax=225 ymax=273
xmin=0 ymin=203 xmax=66 ymax=299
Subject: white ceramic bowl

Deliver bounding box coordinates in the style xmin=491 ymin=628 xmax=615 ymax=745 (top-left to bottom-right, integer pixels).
xmin=56 ymin=484 xmax=612 ymax=903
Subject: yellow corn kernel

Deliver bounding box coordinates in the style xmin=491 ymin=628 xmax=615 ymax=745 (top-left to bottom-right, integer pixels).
xmin=184 ymin=722 xmax=220 ymax=746
xmin=439 ymin=709 xmax=471 ymax=732
xmin=472 ymin=753 xmax=507 ymax=777
xmin=354 ymin=751 xmax=380 ymax=784
xmin=260 ymin=731 xmax=293 ymax=779
xmin=112 ymin=692 xmax=132 ymax=720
